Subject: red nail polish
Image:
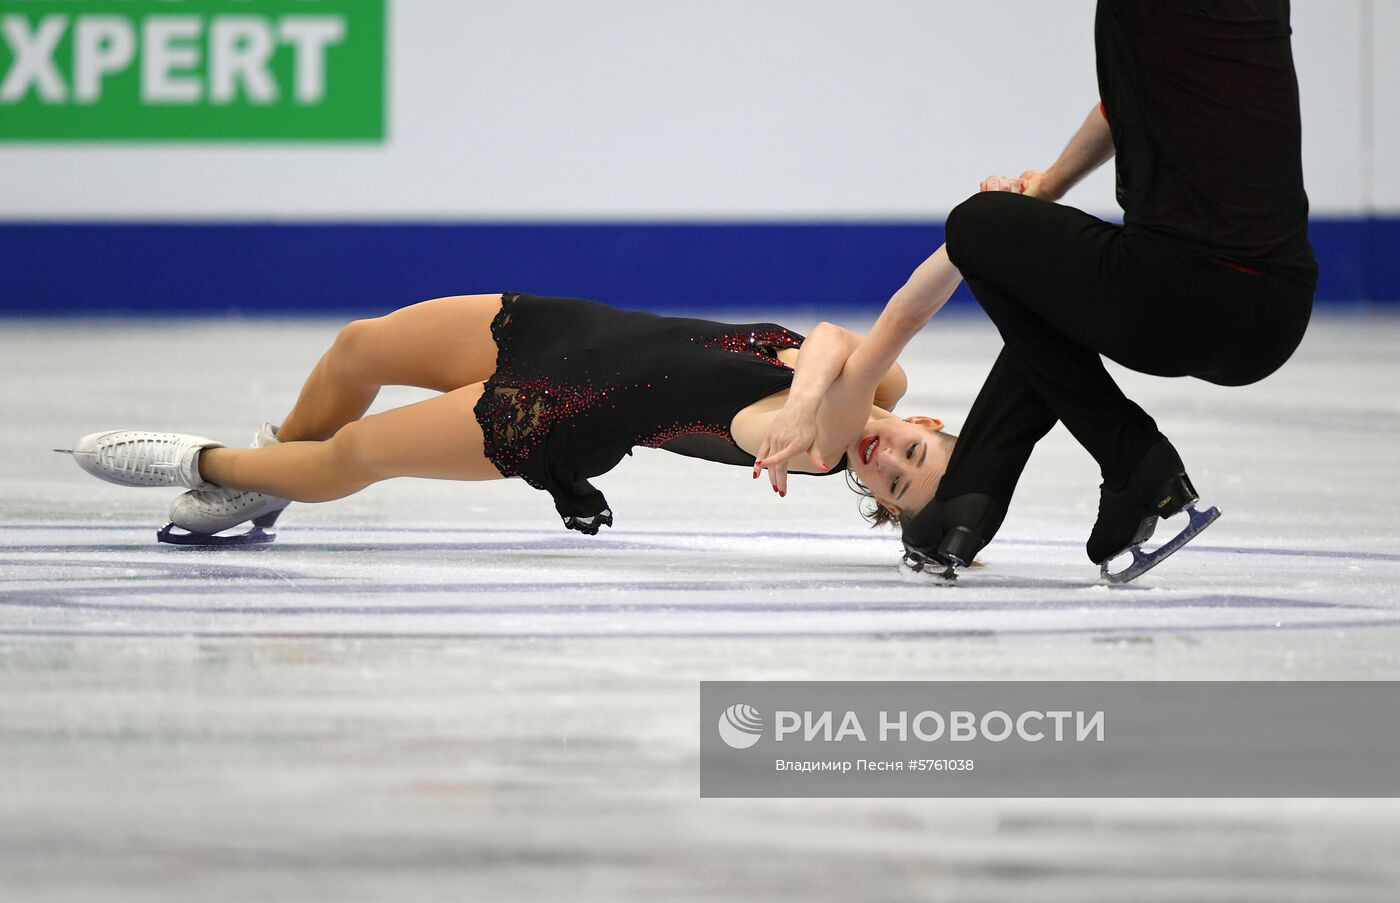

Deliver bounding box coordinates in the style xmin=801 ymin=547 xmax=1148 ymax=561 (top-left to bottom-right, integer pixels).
xmin=779 ymin=490 xmax=786 ymax=498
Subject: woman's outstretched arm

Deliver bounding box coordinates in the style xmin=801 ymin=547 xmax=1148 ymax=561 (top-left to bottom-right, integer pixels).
xmin=852 ymin=243 xmax=964 ymax=375
xmin=754 ymin=244 xmax=964 ymax=491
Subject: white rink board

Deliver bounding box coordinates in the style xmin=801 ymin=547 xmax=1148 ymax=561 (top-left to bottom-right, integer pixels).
xmin=0 ymin=0 xmax=1384 ymax=219
xmin=2 ymin=312 xmax=1399 ymax=901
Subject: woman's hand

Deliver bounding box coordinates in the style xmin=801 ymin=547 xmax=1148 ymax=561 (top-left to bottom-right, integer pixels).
xmin=979 ymin=169 xmax=1048 ymax=199
xmin=753 ymin=396 xmax=825 ymax=496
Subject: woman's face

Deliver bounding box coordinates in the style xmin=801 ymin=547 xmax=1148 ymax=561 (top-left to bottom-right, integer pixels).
xmin=846 ymin=415 xmax=952 ymax=518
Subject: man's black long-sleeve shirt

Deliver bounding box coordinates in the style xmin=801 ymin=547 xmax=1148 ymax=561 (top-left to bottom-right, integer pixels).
xmin=1096 ymin=0 xmax=1315 ymax=268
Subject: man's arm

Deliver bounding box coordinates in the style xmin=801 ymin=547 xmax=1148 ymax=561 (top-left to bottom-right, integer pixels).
xmin=983 ymin=102 xmax=1115 ymax=201
xmin=1039 ymin=102 xmax=1116 ymax=201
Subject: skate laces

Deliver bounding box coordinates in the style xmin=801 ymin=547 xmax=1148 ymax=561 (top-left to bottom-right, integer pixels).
xmin=104 ymin=435 xmax=180 ymax=479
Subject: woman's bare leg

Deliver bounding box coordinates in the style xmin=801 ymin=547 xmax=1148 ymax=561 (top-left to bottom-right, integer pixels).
xmin=199 ymin=383 xmax=503 ymax=501
xmin=278 ymin=293 xmax=505 ymax=441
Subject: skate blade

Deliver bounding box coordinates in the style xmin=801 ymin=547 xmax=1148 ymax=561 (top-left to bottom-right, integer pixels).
xmin=156 ymin=523 xmax=277 ymax=547
xmin=1100 ymin=504 xmax=1221 ymax=584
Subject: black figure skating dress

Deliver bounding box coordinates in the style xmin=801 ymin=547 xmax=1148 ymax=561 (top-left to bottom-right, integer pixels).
xmin=473 ymin=293 xmax=847 ymax=532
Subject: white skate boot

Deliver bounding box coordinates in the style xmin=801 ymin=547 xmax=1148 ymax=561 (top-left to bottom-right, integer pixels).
xmin=62 ymin=431 xmax=223 ymax=489
xmin=161 ymin=422 xmax=290 ymax=546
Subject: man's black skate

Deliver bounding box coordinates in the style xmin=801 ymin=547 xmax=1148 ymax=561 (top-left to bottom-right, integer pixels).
xmin=1089 ymin=441 xmax=1220 ymax=583
xmin=900 ymin=493 xmax=1007 ymax=582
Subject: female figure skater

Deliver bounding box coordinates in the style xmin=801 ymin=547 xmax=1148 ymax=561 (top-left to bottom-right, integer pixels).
xmin=62 ymin=242 xmax=967 ymax=544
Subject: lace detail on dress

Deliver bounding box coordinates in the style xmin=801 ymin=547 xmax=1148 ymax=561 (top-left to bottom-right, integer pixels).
xmin=475 ymin=293 xmax=622 ymax=490
xmin=475 ymin=293 xmax=542 ymax=486
xmin=563 ymin=507 xmax=613 ymax=535
xmin=475 ymin=385 xmax=548 ymax=488
xmin=478 ymin=376 xmax=618 ymax=485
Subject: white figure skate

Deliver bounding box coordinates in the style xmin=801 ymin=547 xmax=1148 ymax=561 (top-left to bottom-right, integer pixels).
xmin=61 ymin=431 xmax=223 ymax=489
xmin=161 ymin=423 xmax=290 ymax=547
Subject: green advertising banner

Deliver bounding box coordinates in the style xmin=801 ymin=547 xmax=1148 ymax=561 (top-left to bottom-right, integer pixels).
xmin=0 ymin=0 xmax=385 ymax=141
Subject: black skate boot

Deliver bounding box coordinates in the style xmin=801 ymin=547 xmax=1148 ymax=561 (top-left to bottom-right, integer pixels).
xmin=1088 ymin=440 xmax=1221 ymax=582
xmin=900 ymin=492 xmax=1007 ymax=581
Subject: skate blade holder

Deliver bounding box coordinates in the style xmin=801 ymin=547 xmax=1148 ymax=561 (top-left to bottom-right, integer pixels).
xmin=1100 ymin=504 xmax=1221 ymax=584
xmin=899 ymin=548 xmax=959 ymax=583
xmin=156 ymin=522 xmax=277 ymax=547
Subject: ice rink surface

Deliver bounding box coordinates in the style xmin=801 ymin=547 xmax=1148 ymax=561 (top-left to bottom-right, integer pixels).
xmin=2 ymin=310 xmax=1399 ymax=901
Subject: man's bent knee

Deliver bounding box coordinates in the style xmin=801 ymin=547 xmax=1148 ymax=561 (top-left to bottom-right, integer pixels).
xmin=944 ymin=192 xmax=1023 ymax=269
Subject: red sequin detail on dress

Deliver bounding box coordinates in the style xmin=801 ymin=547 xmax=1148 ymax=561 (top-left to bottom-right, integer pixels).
xmin=692 ymin=328 xmax=800 ymax=365
xmin=475 ymin=294 xmax=806 ymax=485
xmin=643 ymin=331 xmax=796 ymax=448
xmin=638 ymin=420 xmax=732 ymax=449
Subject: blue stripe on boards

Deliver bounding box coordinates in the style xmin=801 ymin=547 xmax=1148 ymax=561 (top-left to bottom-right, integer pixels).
xmin=1 ymin=217 xmax=1394 ymax=316
xmin=1369 ymin=217 xmax=1400 ymax=305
